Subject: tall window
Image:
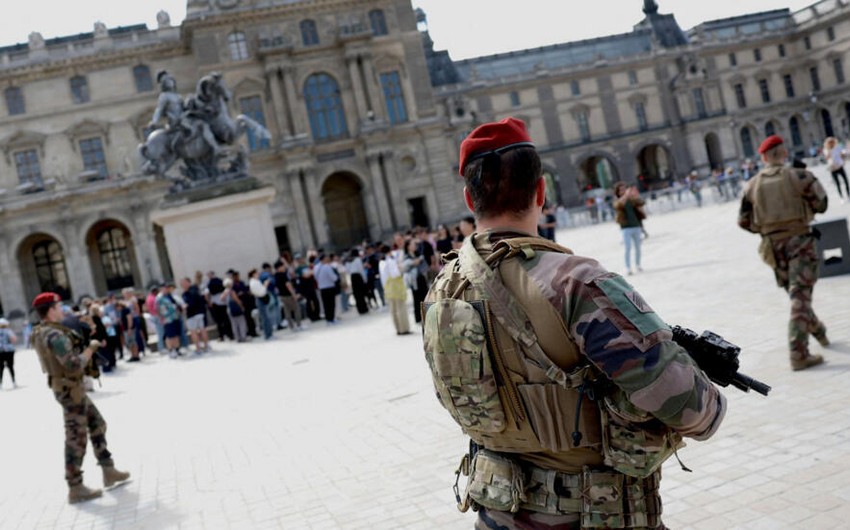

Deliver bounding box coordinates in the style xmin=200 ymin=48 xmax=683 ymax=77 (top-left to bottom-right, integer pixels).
xmin=828 ymin=26 xmax=836 ymax=42
xmin=692 ymin=88 xmax=707 ymax=118
xmin=790 ymin=116 xmax=803 ymax=147
xmin=369 ymin=9 xmax=388 ymax=36
xmin=228 ymin=31 xmax=249 ymax=61
xmin=304 ymin=73 xmax=348 ymax=141
xmin=97 ymin=228 xmax=134 ymax=291
xmin=575 ymin=112 xmax=590 ymax=142
xmin=239 ymin=96 xmax=270 ymax=151
xmin=729 ymin=53 xmax=737 ymax=67
xmin=833 ymin=58 xmax=845 ymax=85
xmin=758 ymin=79 xmax=771 ymax=103
xmin=133 ymin=65 xmax=153 ymax=92
xmin=70 ymin=75 xmax=89 ymax=104
xmin=804 ymin=36 xmax=811 ymax=50
xmin=778 ymin=44 xmax=786 ymax=58
xmin=33 ymin=241 xmax=71 ymax=300
xmin=783 ymin=74 xmax=795 ymax=98
xmin=740 ymin=127 xmax=755 ymax=158
xmin=753 ymin=48 xmax=762 ymax=62
xmin=509 ymin=91 xmax=520 ymax=107
xmin=570 ymin=80 xmax=580 ymax=96
xmin=734 ymin=83 xmax=747 ymax=109
xmin=635 ymin=102 xmax=648 ymax=131
xmin=300 ymin=19 xmax=319 ymax=46
xmin=765 ymin=121 xmax=775 ymax=137
xmin=80 ymin=137 xmax=108 ymax=179
xmin=810 ymin=66 xmax=821 ymax=92
xmin=628 ymin=70 xmax=638 ymax=86
xmin=5 ymin=86 xmax=25 ymax=115
xmin=14 ymin=149 xmax=42 ymax=188
xmin=380 ymin=71 xmax=408 ymax=125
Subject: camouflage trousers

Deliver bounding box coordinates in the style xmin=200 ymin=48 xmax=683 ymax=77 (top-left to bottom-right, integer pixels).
xmin=54 ymin=386 xmax=113 ymax=486
xmin=475 ymin=509 xmax=668 ymax=530
xmin=770 ymin=234 xmax=826 ymax=360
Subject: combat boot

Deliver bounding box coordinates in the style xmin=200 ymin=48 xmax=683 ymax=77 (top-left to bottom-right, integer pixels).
xmin=813 ymin=330 xmax=830 ymax=347
xmin=103 ymin=466 xmax=131 ymax=489
xmin=68 ymin=484 xmax=103 ymax=504
xmin=791 ymin=354 xmax=824 ymax=371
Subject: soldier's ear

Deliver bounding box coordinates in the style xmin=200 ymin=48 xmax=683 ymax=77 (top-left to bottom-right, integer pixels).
xmin=535 ymin=177 xmax=546 ymax=208
xmin=463 ymin=186 xmax=475 ymax=214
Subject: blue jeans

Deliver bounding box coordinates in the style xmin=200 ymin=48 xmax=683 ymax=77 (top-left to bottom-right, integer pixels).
xmin=255 ymin=296 xmax=274 ymax=339
xmin=622 ymin=226 xmax=642 ymax=270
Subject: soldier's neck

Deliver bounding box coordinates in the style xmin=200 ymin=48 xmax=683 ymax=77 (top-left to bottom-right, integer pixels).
xmin=475 ymin=211 xmax=540 ymax=236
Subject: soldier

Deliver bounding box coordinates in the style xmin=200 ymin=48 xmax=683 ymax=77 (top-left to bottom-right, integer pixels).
xmin=738 ymin=135 xmax=829 ymax=371
xmin=422 ymin=118 xmax=726 ymax=529
xmin=30 ymin=293 xmax=130 ymax=504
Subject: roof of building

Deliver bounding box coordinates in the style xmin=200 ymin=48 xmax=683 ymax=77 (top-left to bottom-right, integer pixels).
xmin=0 ymin=24 xmax=149 ymax=55
xmin=449 ymin=30 xmax=653 ymax=83
xmin=689 ymin=9 xmax=792 ymax=39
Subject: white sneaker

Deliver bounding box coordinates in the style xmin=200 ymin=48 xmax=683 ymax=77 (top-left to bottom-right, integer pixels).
xmin=627 ymin=269 xmax=633 ymax=276
xmin=169 ymin=350 xmax=178 ymax=359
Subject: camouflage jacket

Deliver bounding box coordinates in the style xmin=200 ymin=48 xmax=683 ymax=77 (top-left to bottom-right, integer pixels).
xmin=31 ymin=322 xmax=86 ymax=378
xmin=426 ymin=231 xmax=726 ymax=449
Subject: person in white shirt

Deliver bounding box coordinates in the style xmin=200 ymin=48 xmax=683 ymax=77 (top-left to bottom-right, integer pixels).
xmin=379 ymin=245 xmax=411 ymax=335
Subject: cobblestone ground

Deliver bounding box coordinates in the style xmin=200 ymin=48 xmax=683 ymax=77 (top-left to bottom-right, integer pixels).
xmin=2 ymin=166 xmax=850 ymax=529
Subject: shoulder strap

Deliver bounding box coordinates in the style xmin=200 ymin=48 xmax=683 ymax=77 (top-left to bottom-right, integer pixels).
xmin=456 ymin=237 xmax=584 ymax=388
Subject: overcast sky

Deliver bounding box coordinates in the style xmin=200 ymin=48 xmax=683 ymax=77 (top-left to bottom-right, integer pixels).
xmin=0 ymin=1 xmax=818 ymax=59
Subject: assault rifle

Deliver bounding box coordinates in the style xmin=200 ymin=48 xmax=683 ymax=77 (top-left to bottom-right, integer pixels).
xmin=671 ymin=325 xmax=771 ymax=396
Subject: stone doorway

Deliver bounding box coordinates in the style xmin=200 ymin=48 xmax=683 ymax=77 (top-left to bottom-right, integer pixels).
xmin=636 ymin=144 xmax=674 ymax=188
xmin=704 ymin=133 xmax=723 ymax=171
xmin=321 ymin=172 xmax=369 ymax=249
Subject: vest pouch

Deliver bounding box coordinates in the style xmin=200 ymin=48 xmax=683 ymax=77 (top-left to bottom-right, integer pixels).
xmin=466 ymin=449 xmax=526 ymax=513
xmin=423 ymin=299 xmax=507 ymax=433
xmin=600 ymin=395 xmax=683 ymax=479
xmin=758 ymin=237 xmax=777 ymax=268
xmin=516 ymin=383 xmax=601 ymax=451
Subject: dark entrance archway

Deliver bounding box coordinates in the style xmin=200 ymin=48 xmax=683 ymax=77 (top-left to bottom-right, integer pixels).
xmin=17 ymin=233 xmax=72 ymax=303
xmin=635 ymin=144 xmax=673 ymax=188
xmin=821 ymin=108 xmax=835 ymax=138
xmin=321 ymin=172 xmax=369 ymax=249
xmin=577 ymin=155 xmax=618 ymax=192
xmin=704 ymin=133 xmax=723 ymax=170
xmin=86 ymin=220 xmax=141 ymax=294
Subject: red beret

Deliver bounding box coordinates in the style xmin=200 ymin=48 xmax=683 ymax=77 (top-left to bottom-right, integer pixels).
xmin=32 ymin=292 xmax=61 ymax=308
xmin=758 ymin=135 xmax=784 ymax=155
xmin=458 ymin=117 xmax=534 ymax=176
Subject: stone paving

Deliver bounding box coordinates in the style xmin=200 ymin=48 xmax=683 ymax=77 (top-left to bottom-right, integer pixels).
xmin=2 ymin=166 xmax=850 ymax=529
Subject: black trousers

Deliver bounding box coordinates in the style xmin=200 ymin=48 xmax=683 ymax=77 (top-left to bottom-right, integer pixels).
xmin=0 ymin=351 xmax=15 ymax=383
xmin=209 ymin=304 xmax=233 ymax=340
xmin=320 ymin=288 xmax=337 ymax=322
xmin=831 ymin=167 xmax=850 ymax=198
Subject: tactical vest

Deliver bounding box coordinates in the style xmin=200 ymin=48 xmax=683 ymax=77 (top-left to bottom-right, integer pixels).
xmin=32 ymin=322 xmax=83 ymax=382
xmin=749 ymin=165 xmax=813 ymax=238
xmin=423 ymin=235 xmax=604 ymax=474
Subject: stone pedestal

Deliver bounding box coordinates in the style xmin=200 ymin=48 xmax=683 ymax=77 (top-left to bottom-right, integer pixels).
xmin=150 ymin=180 xmax=278 ymax=282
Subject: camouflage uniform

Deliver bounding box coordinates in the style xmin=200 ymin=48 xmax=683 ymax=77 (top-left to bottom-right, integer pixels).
xmin=31 ymin=323 xmax=114 ymax=486
xmin=739 ymin=164 xmax=829 ymax=364
xmin=424 ymin=231 xmax=726 ymax=529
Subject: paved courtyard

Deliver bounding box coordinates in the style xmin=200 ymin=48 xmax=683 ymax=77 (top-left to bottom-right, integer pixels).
xmin=2 ymin=167 xmax=850 ymax=529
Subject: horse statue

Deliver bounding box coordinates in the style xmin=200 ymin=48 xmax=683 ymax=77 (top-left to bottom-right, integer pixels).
xmin=139 ymin=72 xmax=271 ymax=187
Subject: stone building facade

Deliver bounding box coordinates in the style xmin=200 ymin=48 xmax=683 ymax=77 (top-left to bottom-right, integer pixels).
xmin=1 ymin=0 xmax=849 ymax=317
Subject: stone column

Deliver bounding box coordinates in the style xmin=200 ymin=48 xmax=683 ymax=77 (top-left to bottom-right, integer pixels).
xmin=0 ymin=237 xmax=27 ymax=317
xmin=361 ymin=54 xmax=384 ymax=121
xmin=282 ymin=66 xmax=308 ymax=138
xmin=267 ymin=67 xmax=294 ymax=138
xmin=365 ymin=153 xmax=393 ymax=237
xmin=131 ymin=212 xmax=162 ymax=288
xmin=301 ymin=167 xmax=329 ymax=247
xmin=61 ymin=222 xmax=97 ymax=299
xmin=346 ymin=54 xmax=369 ymax=122
xmin=288 ymin=170 xmax=314 ymax=249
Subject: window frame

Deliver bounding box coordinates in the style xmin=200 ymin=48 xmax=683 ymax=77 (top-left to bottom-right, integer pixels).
xmin=238 ymin=95 xmax=271 ymax=151
xmin=783 ymin=74 xmax=795 ymax=98
xmin=300 ymin=19 xmax=320 ymax=47
xmin=4 ymin=86 xmax=25 ymax=115
xmin=14 ymin=148 xmax=43 ymax=188
xmin=70 ymin=75 xmax=90 ymax=104
xmin=368 ymin=9 xmax=388 ymax=36
xmin=758 ymin=79 xmax=771 ymax=104
xmin=380 ymin=71 xmax=408 ymax=125
xmin=133 ymin=65 xmax=153 ymax=93
xmin=79 ymin=136 xmax=109 ymax=179
xmin=228 ymin=31 xmax=250 ymax=61
xmin=304 ymin=73 xmax=349 ymax=141
xmin=734 ymin=83 xmax=747 ymax=109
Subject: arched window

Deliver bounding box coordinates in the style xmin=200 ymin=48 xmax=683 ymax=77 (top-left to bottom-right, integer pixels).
xmin=304 ymin=73 xmax=348 ymax=141
xmin=133 ymin=65 xmax=153 ymax=92
xmin=97 ymin=228 xmax=134 ymax=291
xmin=5 ymin=86 xmax=25 ymax=115
xmin=740 ymin=127 xmax=755 ymax=158
xmin=789 ymin=116 xmax=803 ymax=147
xmin=369 ymin=9 xmax=388 ymax=36
xmin=70 ymin=75 xmax=90 ymax=104
xmin=765 ymin=121 xmax=776 ymax=137
xmin=300 ymin=19 xmax=319 ymax=46
xmin=228 ymin=31 xmax=250 ymax=61
xmin=32 ymin=240 xmax=71 ymax=300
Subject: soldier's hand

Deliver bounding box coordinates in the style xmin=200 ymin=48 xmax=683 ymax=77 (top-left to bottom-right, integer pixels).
xmin=88 ymin=339 xmax=103 ymax=351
